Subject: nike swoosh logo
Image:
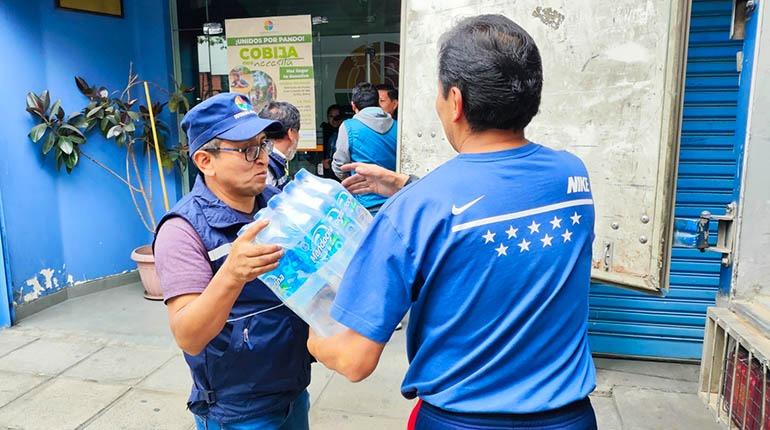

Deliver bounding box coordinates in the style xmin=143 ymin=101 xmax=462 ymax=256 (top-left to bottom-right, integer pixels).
xmin=451 ymin=196 xmax=485 ymax=216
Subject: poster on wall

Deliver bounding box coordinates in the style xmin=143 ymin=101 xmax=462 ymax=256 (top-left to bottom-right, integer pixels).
xmin=226 ymin=15 xmax=317 ymax=150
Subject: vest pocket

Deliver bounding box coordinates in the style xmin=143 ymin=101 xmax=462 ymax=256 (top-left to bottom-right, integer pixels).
xmin=207 ymin=308 xmax=309 ymax=396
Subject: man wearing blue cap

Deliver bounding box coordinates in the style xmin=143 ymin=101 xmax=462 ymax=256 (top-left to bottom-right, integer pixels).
xmin=153 ymin=93 xmax=313 ymax=429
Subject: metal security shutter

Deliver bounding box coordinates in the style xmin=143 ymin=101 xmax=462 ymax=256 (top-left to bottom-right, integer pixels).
xmin=588 ymin=0 xmax=746 ymax=360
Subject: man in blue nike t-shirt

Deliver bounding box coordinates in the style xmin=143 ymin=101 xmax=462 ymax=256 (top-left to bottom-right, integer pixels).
xmin=308 ymin=14 xmax=597 ymax=430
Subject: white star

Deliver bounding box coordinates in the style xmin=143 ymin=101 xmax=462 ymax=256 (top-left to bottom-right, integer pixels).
xmin=541 ymin=234 xmax=553 ymax=247
xmin=550 ymin=216 xmax=562 ymax=229
xmin=518 ymin=238 xmax=531 ymax=252
xmin=482 ymin=230 xmax=496 ymax=244
xmin=495 ymin=243 xmax=508 ymax=256
xmin=527 ymin=220 xmax=541 ymax=234
xmin=562 ymin=229 xmax=573 ymax=242
xmin=570 ymin=212 xmax=582 ymax=225
xmin=506 ymin=226 xmax=518 ymax=239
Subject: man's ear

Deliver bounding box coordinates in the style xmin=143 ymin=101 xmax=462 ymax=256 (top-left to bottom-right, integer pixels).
xmin=351 ymin=101 xmax=359 ymax=113
xmin=192 ymin=151 xmax=215 ymax=177
xmin=450 ymin=87 xmax=464 ymax=123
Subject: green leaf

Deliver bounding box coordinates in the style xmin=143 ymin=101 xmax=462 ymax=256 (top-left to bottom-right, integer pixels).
xmin=41 ymin=90 xmax=51 ymax=111
xmin=106 ymin=125 xmax=123 ymax=139
xmin=124 ymin=122 xmax=136 ymax=133
xmin=49 ymin=100 xmax=62 ymax=121
xmin=59 ymin=123 xmax=85 ymax=138
xmin=42 ymin=131 xmax=57 ymax=154
xmin=56 ymin=150 xmax=64 ymax=171
xmin=26 ymin=106 xmax=47 ymax=121
xmin=59 ymin=136 xmax=74 ymax=155
xmin=67 ymin=113 xmax=89 ymax=129
xmin=28 ymin=123 xmax=48 ymax=143
xmin=127 ymin=111 xmax=140 ymax=121
xmin=70 ymin=151 xmax=79 ymax=169
xmin=30 ymin=92 xmax=46 ymax=113
xmin=69 ymin=136 xmax=85 ymax=145
xmin=100 ymin=117 xmax=111 ymax=133
xmin=156 ymin=121 xmax=169 ymax=133
xmin=86 ymin=105 xmax=102 ymax=118
xmin=26 ymin=92 xmax=37 ymax=111
xmin=75 ymin=76 xmax=90 ymax=96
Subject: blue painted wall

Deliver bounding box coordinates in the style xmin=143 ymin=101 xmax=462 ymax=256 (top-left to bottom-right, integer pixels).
xmin=0 ymin=0 xmax=179 ymax=316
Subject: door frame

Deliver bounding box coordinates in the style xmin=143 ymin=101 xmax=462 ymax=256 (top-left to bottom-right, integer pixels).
xmin=722 ymin=0 xmax=761 ymax=296
xmin=0 ymin=190 xmax=12 ymax=328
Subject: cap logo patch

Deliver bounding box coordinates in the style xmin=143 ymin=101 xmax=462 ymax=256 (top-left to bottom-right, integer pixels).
xmin=234 ymin=96 xmax=251 ymax=111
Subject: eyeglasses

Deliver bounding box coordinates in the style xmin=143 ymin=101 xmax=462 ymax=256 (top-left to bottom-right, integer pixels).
xmin=207 ymin=140 xmax=274 ymax=162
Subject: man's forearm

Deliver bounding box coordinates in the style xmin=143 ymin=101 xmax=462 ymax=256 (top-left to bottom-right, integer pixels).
xmin=307 ymin=329 xmax=385 ymax=382
xmin=169 ymin=271 xmax=244 ymax=355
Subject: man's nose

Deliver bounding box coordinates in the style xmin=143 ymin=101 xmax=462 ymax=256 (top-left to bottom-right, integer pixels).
xmin=255 ymin=150 xmax=268 ymax=165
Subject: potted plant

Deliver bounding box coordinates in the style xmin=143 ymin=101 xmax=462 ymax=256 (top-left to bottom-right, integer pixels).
xmin=25 ymin=65 xmax=193 ymax=300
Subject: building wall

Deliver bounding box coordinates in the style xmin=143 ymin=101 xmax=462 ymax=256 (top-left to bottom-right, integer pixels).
xmin=733 ymin=1 xmax=770 ymax=300
xmin=0 ymin=0 xmax=180 ymax=317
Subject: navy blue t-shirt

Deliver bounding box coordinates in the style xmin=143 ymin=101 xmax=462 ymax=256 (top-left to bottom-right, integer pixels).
xmin=332 ymin=143 xmax=596 ymax=414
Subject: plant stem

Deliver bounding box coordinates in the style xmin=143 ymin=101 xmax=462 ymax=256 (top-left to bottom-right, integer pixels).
xmin=80 ymin=150 xmax=141 ymax=193
xmin=124 ymin=147 xmax=154 ymax=233
xmin=130 ymin=145 xmax=156 ymax=229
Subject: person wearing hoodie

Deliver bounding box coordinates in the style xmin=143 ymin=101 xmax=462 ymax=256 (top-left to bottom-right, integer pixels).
xmin=332 ymin=82 xmax=397 ymax=213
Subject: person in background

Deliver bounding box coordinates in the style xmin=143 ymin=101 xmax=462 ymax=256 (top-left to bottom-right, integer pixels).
xmin=321 ymin=105 xmax=343 ymax=179
xmin=376 ymin=83 xmax=399 ymax=120
xmin=259 ymin=101 xmax=301 ymax=190
xmin=154 ymin=93 xmax=312 ymax=430
xmin=332 ymin=82 xmax=398 ymax=214
xmin=308 ymin=15 xmax=597 ymax=430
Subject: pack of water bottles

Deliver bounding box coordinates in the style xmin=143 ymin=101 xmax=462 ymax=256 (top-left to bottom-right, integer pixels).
xmin=238 ymin=169 xmax=372 ymax=336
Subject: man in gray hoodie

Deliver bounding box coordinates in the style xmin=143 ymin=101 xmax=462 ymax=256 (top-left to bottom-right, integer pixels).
xmin=332 ymin=82 xmax=398 ymax=213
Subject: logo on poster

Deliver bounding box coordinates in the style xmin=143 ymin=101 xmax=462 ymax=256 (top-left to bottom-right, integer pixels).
xmin=264 ymin=20 xmax=274 ymax=31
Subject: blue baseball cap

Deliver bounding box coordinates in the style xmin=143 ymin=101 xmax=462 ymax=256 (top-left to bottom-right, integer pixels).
xmin=181 ymin=93 xmax=281 ymax=156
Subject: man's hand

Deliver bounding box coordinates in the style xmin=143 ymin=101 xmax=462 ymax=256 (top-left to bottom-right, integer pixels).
xmin=220 ymin=220 xmax=284 ymax=285
xmin=340 ymin=163 xmax=409 ymax=198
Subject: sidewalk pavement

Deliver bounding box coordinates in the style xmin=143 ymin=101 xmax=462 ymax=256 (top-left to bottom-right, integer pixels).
xmin=0 ymin=282 xmax=722 ymax=429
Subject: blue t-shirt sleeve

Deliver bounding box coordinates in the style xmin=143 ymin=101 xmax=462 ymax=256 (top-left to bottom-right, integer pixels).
xmin=331 ymin=212 xmax=417 ymax=343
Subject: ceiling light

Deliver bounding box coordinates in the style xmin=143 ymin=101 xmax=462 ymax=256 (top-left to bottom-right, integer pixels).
xmin=312 ymin=16 xmax=329 ymax=25
xmin=203 ymin=22 xmax=223 ymax=35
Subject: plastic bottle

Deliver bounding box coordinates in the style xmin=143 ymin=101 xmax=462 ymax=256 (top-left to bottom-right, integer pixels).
xmin=236 ymin=177 xmax=372 ymax=337
xmin=294 ymin=169 xmax=372 ymax=229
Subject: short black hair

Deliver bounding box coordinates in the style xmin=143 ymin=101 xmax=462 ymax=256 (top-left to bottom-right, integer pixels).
xmin=438 ymin=14 xmax=542 ymax=132
xmin=259 ymin=101 xmax=300 ymax=139
xmin=326 ymin=104 xmax=341 ymax=115
xmin=351 ymin=82 xmax=379 ymax=110
xmin=376 ymin=83 xmax=398 ymax=101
